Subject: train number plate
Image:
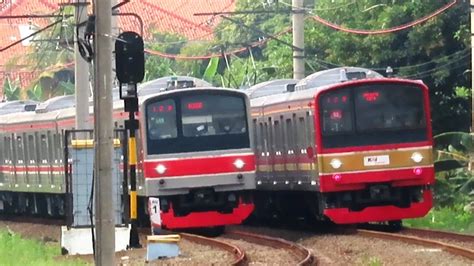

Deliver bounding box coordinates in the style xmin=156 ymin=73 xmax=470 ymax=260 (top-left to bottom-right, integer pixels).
xmin=363 ymin=155 xmax=390 ymax=166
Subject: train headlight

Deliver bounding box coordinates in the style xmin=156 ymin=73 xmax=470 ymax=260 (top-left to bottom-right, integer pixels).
xmin=155 ymin=164 xmax=167 ymax=174
xmin=411 ymin=152 xmax=423 ymax=163
xmin=233 ymin=159 xmax=245 ymax=169
xmin=329 ymin=159 xmax=342 ymax=169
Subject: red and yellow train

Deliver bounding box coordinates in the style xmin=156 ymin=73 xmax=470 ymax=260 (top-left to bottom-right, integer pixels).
xmin=248 ymin=67 xmax=434 ymax=226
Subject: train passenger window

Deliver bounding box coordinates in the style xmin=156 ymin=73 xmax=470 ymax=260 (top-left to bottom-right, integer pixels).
xmin=16 ymin=135 xmax=24 ymax=163
xmin=258 ymin=122 xmax=264 ymax=152
xmin=285 ymin=118 xmax=293 ymax=150
xmin=40 ymin=134 xmax=48 ymax=162
xmin=146 ymin=99 xmax=177 ymax=140
xmin=27 ymin=135 xmax=35 ymax=163
xmin=252 ymin=119 xmax=259 ymax=150
xmin=298 ymin=117 xmax=306 ymax=149
xmin=274 ymin=120 xmax=281 ymax=151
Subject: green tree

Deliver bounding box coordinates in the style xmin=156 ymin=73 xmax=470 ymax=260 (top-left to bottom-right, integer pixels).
xmin=3 ymin=77 xmax=21 ymax=101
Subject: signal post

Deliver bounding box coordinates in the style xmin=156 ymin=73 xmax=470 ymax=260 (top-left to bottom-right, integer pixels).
xmin=115 ymin=31 xmax=145 ymax=248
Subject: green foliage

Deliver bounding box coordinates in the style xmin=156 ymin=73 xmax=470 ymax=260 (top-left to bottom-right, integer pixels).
xmin=202 ymin=57 xmax=219 ymax=82
xmin=3 ymin=77 xmax=21 ymax=100
xmin=26 ymin=84 xmax=44 ymax=101
xmin=404 ymin=204 xmax=474 ymax=234
xmin=0 ymin=230 xmax=87 ymax=265
xmin=58 ymin=81 xmax=75 ymax=95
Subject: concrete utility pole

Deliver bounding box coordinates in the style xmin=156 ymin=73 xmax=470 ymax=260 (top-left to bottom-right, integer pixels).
xmin=74 ymin=0 xmax=90 ymax=130
xmin=471 ymin=0 xmax=474 ymax=133
xmin=93 ymin=0 xmax=115 ymax=264
xmin=292 ymin=0 xmax=305 ymax=79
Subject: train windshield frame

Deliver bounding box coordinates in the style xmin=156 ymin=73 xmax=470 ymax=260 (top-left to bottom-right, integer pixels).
xmin=145 ymin=91 xmax=250 ymax=155
xmin=319 ymin=83 xmax=428 ymax=148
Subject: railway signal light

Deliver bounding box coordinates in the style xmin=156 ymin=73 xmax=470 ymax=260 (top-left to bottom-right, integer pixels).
xmin=115 ymin=31 xmax=145 ymax=84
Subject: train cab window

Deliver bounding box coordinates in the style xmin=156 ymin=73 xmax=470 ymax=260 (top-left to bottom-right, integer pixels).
xmin=354 ymin=85 xmax=426 ymax=131
xmin=320 ymin=88 xmax=353 ymax=135
xmin=147 ymin=99 xmax=177 ymax=140
xmin=181 ymin=95 xmax=247 ymax=137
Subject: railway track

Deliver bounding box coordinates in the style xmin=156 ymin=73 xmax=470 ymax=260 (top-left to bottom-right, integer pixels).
xmin=180 ymin=233 xmax=247 ymax=265
xmin=357 ymin=228 xmax=474 ymax=261
xmin=224 ymin=229 xmax=315 ymax=265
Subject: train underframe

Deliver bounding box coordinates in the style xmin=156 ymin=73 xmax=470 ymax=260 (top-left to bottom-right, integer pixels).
xmin=253 ymin=184 xmax=432 ymax=226
xmin=0 ymin=192 xmax=65 ymax=217
xmin=144 ymin=189 xmax=254 ymax=230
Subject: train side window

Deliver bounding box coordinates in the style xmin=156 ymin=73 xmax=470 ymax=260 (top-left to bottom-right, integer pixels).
xmin=252 ymin=119 xmax=259 ymax=151
xmin=27 ymin=134 xmax=35 ymax=163
xmin=268 ymin=118 xmax=274 ymax=154
xmin=274 ymin=120 xmax=281 ymax=151
xmin=306 ymin=112 xmax=314 ymax=147
xmin=4 ymin=136 xmax=11 ymax=162
xmin=53 ymin=134 xmax=61 ymax=161
xmin=298 ymin=117 xmax=306 ymax=149
xmin=285 ymin=118 xmax=292 ymax=151
xmin=47 ymin=131 xmax=53 ymax=164
xmin=16 ymin=135 xmax=24 ymax=164
xmin=263 ymin=122 xmax=269 ymax=153
xmin=40 ymin=134 xmax=48 ymax=163
xmin=258 ymin=122 xmax=264 ymax=154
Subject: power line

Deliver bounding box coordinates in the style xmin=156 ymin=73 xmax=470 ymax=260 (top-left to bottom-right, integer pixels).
xmin=309 ymin=0 xmax=457 ymax=35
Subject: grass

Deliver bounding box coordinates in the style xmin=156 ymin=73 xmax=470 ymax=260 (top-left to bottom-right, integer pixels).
xmin=404 ymin=204 xmax=474 ymax=234
xmin=0 ymin=229 xmax=88 ymax=266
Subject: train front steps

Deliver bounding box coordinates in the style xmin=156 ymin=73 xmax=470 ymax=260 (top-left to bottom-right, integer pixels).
xmin=60 ymin=225 xmax=131 ymax=255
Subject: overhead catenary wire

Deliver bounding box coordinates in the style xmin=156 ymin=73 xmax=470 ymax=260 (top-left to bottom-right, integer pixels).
xmin=309 ymin=0 xmax=457 ymax=35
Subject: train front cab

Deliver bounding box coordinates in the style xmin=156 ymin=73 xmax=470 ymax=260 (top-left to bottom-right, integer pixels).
xmin=141 ymin=88 xmax=256 ymax=229
xmin=315 ymin=79 xmax=435 ymax=224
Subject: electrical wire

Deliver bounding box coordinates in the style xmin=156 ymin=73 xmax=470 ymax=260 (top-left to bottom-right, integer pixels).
xmin=145 ymin=27 xmax=292 ymax=60
xmin=309 ymin=0 xmax=457 ymax=35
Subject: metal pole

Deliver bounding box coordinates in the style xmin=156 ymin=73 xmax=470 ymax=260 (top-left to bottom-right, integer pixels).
xmin=93 ymin=0 xmax=115 ymax=264
xmin=75 ymin=0 xmax=90 ymax=130
xmin=292 ymin=0 xmax=305 ymax=79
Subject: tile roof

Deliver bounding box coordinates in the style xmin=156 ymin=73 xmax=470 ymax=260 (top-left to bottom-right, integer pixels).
xmin=0 ymin=0 xmax=236 ymax=97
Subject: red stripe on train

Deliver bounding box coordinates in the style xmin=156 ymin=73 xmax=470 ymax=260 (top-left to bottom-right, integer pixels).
xmin=143 ymin=154 xmax=256 ymax=178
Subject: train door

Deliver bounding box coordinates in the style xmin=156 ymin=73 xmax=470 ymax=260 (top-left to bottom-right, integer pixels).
xmin=39 ymin=132 xmax=52 ymax=188
xmin=26 ymin=134 xmax=39 ymax=187
xmin=4 ymin=135 xmax=13 ymax=185
xmin=262 ymin=121 xmax=273 ymax=185
xmin=52 ymin=132 xmax=62 ymax=187
xmin=271 ymin=118 xmax=283 ymax=185
xmin=295 ymin=114 xmax=312 ymax=189
xmin=14 ymin=134 xmax=26 ymax=188
xmin=284 ymin=116 xmax=297 ymax=182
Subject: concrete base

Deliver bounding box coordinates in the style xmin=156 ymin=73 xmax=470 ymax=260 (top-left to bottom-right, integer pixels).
xmin=60 ymin=226 xmax=131 ymax=255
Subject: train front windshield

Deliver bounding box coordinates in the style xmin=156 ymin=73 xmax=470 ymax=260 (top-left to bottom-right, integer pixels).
xmin=146 ymin=92 xmax=250 ymax=155
xmin=319 ymin=83 xmax=428 ymax=149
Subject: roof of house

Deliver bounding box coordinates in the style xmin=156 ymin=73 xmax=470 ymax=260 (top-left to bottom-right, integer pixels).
xmin=0 ymin=0 xmax=235 ymax=96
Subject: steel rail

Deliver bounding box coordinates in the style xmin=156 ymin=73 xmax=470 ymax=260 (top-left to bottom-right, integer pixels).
xmin=180 ymin=233 xmax=247 ymax=265
xmin=357 ymin=229 xmax=474 ymax=261
xmin=226 ymin=230 xmax=315 ymax=265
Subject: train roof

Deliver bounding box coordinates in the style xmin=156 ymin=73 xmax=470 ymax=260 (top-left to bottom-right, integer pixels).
xmin=35 ymin=95 xmax=75 ymax=113
xmin=0 ymin=100 xmax=38 ymax=115
xmin=246 ymin=79 xmax=299 ymax=99
xmin=137 ymin=76 xmax=212 ymax=97
xmin=139 ymin=86 xmax=245 ymax=104
xmin=295 ymin=67 xmax=384 ymax=91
